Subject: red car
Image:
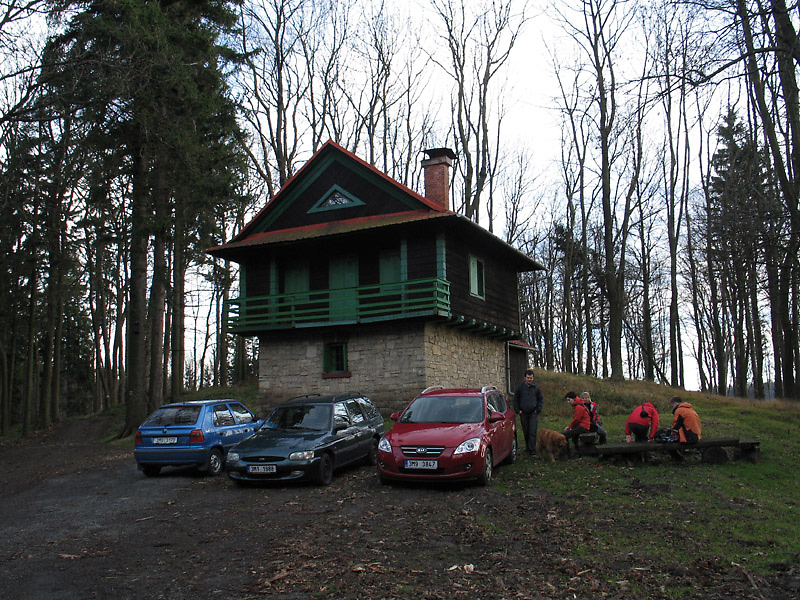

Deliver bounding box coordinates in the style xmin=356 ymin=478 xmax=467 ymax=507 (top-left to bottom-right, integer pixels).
xmin=377 ymin=385 xmax=517 ymax=486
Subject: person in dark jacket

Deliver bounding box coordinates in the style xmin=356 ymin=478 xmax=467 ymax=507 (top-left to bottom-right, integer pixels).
xmin=563 ymin=391 xmax=591 ymax=454
xmin=625 ymin=401 xmax=660 ymax=442
xmin=513 ymin=369 xmax=544 ymax=455
xmin=669 ymin=396 xmax=702 ymax=443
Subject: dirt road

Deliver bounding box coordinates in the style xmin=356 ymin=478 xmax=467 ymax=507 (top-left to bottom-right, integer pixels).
xmin=0 ymin=417 xmax=794 ymax=599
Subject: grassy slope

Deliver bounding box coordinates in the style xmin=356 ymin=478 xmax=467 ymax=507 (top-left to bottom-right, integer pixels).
xmin=494 ymin=369 xmax=800 ymax=592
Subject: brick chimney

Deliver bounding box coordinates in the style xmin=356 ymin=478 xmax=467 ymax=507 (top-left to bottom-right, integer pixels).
xmin=421 ymin=148 xmax=456 ymax=210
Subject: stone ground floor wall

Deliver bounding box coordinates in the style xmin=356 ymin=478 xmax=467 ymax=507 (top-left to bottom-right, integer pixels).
xmin=256 ymin=321 xmax=511 ymax=414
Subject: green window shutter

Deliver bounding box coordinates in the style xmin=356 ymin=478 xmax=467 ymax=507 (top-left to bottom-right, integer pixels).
xmin=379 ymin=250 xmax=401 ymax=284
xmin=284 ymin=260 xmax=309 ymax=294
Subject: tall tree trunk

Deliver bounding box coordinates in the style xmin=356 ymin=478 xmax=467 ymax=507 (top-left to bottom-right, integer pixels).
xmin=147 ymin=162 xmax=168 ymax=413
xmin=170 ymin=228 xmax=186 ymax=401
xmin=123 ymin=143 xmax=150 ymax=437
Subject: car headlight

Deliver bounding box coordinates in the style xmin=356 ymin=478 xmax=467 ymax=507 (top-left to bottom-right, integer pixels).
xmin=378 ymin=437 xmax=391 ymax=452
xmin=454 ymin=438 xmax=482 ymax=455
xmin=227 ymin=452 xmax=239 ymax=462
xmin=289 ymin=450 xmax=314 ymax=461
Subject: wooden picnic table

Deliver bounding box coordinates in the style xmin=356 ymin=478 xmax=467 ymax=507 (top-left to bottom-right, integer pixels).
xmin=577 ymin=434 xmax=760 ymax=463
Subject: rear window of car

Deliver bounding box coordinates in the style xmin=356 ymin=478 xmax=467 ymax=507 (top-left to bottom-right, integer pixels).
xmin=400 ymin=395 xmax=484 ymax=424
xmin=230 ymin=403 xmax=255 ymax=424
xmin=266 ymin=404 xmax=332 ymax=431
xmin=142 ymin=406 xmax=201 ymax=427
xmin=357 ymin=397 xmax=381 ymax=420
xmin=345 ymin=399 xmax=365 ymax=424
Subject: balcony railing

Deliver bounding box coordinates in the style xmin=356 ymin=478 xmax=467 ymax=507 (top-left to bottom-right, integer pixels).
xmin=224 ymin=277 xmax=451 ymax=333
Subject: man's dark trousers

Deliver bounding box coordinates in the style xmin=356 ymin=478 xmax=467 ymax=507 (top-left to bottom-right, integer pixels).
xmin=520 ymin=411 xmax=539 ymax=453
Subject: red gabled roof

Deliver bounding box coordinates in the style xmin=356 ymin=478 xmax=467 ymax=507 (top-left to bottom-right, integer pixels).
xmin=207 ymin=140 xmax=545 ymax=271
xmin=226 ymin=140 xmax=451 ymax=246
xmin=207 ymin=210 xmax=449 ymax=256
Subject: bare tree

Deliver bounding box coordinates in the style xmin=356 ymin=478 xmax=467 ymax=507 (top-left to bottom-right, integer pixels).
xmin=556 ymin=0 xmax=639 ymax=381
xmin=432 ymin=0 xmax=528 ymax=223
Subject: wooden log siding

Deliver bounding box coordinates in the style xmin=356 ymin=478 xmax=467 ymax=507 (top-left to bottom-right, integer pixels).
xmin=234 ymin=225 xmax=523 ymax=335
xmin=445 ymin=236 xmax=521 ymax=332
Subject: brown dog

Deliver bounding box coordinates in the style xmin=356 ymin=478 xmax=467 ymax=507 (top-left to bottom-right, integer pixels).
xmin=537 ymin=428 xmax=568 ymax=462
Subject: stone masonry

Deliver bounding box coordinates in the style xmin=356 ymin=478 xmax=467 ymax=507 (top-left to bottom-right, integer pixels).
xmin=256 ymin=321 xmax=508 ymax=414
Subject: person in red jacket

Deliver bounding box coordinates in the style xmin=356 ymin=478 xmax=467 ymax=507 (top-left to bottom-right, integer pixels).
xmin=625 ymin=401 xmax=660 ymax=442
xmin=669 ymin=396 xmax=702 ymax=443
xmin=563 ymin=391 xmax=591 ymax=454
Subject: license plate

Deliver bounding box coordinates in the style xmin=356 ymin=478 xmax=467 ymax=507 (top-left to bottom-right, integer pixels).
xmin=247 ymin=465 xmax=277 ymax=474
xmin=404 ymin=459 xmax=438 ymax=470
xmin=153 ymin=437 xmax=178 ymax=444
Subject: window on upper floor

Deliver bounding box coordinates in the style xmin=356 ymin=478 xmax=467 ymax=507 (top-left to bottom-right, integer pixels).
xmin=469 ymin=255 xmax=485 ymax=299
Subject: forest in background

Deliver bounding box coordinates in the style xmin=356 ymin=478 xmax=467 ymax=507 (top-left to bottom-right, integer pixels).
xmin=1 ymin=0 xmax=799 ymax=437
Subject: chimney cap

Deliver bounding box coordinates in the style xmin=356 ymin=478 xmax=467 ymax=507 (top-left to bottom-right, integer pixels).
xmin=423 ymin=147 xmax=457 ymax=161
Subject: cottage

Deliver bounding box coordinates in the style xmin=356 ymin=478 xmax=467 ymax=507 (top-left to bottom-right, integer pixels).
xmin=208 ymin=141 xmax=543 ymax=410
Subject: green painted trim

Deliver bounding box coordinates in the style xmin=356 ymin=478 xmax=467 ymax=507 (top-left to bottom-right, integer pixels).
xmin=400 ymin=238 xmax=408 ymax=281
xmin=269 ymin=257 xmax=278 ymax=295
xmin=436 ymin=234 xmax=446 ymax=279
xmin=307 ymin=185 xmax=365 ymax=213
xmin=223 ymin=277 xmax=451 ymax=334
xmin=253 ymin=154 xmax=426 ymax=233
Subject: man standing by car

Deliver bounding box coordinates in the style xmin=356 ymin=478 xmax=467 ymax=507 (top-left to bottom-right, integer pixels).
xmin=514 ymin=369 xmax=544 ymax=456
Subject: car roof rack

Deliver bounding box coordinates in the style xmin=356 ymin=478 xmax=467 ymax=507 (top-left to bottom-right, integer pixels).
xmin=285 ymin=393 xmax=321 ymax=402
xmin=421 ymin=385 xmax=445 ymax=394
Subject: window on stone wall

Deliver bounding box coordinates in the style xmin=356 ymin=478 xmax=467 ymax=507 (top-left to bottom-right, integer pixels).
xmin=469 ymin=255 xmax=485 ymax=299
xmin=323 ymin=342 xmax=350 ymax=378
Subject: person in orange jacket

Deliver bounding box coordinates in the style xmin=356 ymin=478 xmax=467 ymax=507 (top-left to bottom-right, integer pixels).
xmin=625 ymin=401 xmax=660 ymax=442
xmin=563 ymin=391 xmax=591 ymax=454
xmin=669 ymin=396 xmax=702 ymax=443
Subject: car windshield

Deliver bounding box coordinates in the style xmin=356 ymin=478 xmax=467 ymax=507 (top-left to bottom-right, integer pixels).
xmin=142 ymin=406 xmax=201 ymax=427
xmin=399 ymin=395 xmax=484 ymax=424
xmin=265 ymin=404 xmax=332 ymax=431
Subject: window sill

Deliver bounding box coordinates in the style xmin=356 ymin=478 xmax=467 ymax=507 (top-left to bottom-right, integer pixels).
xmin=322 ymin=371 xmax=352 ymax=379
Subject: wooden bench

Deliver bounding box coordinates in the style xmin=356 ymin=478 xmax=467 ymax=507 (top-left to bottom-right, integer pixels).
xmin=577 ymin=435 xmax=760 ymax=463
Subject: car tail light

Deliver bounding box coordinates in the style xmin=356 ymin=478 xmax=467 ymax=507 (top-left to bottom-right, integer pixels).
xmin=189 ymin=429 xmax=204 ymax=443
xmin=135 ymin=431 xmax=142 ymax=444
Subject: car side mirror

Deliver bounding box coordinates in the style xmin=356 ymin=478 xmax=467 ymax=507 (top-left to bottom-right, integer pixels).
xmin=390 ymin=411 xmax=399 ymax=421
xmin=334 ymin=419 xmax=349 ymax=432
xmin=489 ymin=411 xmax=505 ymax=423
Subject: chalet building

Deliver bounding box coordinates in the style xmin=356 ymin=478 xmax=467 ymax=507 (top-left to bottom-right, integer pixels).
xmin=208 ymin=141 xmax=543 ymax=411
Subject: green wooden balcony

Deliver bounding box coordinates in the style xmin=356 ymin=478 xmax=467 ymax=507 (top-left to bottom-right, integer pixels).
xmin=224 ymin=277 xmax=451 ymax=334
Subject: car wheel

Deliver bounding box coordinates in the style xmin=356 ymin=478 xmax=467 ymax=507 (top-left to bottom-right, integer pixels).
xmin=378 ymin=472 xmax=391 ymax=486
xmin=504 ymin=436 xmax=518 ymax=465
xmin=205 ymin=449 xmax=224 ymax=476
xmin=477 ymin=448 xmax=493 ymax=486
xmin=142 ymin=465 xmax=161 ymax=477
xmin=364 ymin=438 xmax=379 ymax=466
xmin=314 ymin=453 xmax=334 ymax=486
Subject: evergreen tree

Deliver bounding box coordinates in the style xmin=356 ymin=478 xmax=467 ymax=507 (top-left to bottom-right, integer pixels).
xmin=43 ymin=0 xmax=244 ymax=434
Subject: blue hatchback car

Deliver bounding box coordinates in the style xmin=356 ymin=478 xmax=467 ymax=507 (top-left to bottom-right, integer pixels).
xmin=134 ymin=399 xmax=263 ymax=477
